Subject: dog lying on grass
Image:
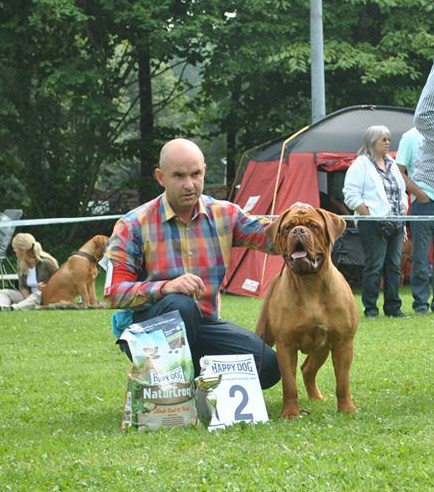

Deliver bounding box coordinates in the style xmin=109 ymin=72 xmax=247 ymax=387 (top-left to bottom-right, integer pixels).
xmin=256 ymin=206 xmax=358 ymax=418
xmin=41 ymin=234 xmax=109 ymax=307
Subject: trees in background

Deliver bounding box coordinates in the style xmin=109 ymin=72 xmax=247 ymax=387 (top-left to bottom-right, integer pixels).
xmin=0 ymin=0 xmax=433 ymax=248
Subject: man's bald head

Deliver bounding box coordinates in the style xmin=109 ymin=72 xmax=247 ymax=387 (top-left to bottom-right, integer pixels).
xmin=155 ymin=138 xmax=207 ymax=222
xmin=159 ymin=138 xmax=205 ymax=171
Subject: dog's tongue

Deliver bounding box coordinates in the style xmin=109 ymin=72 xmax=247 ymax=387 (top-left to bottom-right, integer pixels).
xmin=291 ymin=251 xmax=307 ymax=259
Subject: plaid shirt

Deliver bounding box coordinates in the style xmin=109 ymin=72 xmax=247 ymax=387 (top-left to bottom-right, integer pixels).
xmin=104 ymin=193 xmax=274 ymax=320
xmin=372 ymin=156 xmax=402 ymax=215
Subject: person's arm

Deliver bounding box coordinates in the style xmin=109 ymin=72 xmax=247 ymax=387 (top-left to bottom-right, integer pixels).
xmin=397 ymin=164 xmax=430 ymax=203
xmin=231 ymin=203 xmax=274 ymax=252
xmin=20 ymin=288 xmax=31 ymax=299
xmin=104 ymin=221 xmax=167 ymax=309
xmin=343 ymin=158 xmax=370 ymax=215
xmin=17 ymin=272 xmax=30 ymax=298
xmin=104 ymin=218 xmax=205 ymax=308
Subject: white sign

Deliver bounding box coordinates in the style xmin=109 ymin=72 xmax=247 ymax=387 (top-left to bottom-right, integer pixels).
xmin=198 ymin=354 xmax=268 ymax=431
xmin=241 ymin=278 xmax=259 ymax=293
xmin=243 ymin=195 xmax=260 ymax=213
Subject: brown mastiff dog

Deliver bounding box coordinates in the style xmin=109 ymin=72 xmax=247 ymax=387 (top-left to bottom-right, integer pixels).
xmin=256 ymin=206 xmax=358 ymax=418
xmin=42 ymin=234 xmax=109 ymax=307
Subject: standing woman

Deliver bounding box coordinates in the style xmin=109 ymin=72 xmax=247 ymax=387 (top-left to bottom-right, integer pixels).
xmin=343 ymin=125 xmax=408 ymax=318
xmin=0 ymin=233 xmax=58 ymax=310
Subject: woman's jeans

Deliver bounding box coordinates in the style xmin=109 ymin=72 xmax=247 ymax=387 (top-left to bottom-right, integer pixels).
xmin=410 ymin=199 xmax=434 ymax=312
xmin=358 ymin=220 xmax=404 ymax=316
xmin=132 ymin=294 xmax=281 ymax=390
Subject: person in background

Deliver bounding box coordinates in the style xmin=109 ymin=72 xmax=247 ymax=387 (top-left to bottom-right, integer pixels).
xmin=410 ymin=62 xmax=434 ymax=313
xmin=343 ymin=125 xmax=408 ymax=318
xmin=0 ymin=233 xmax=59 ymax=311
xmin=104 ymin=138 xmax=280 ymax=389
xmin=396 ymin=127 xmax=425 ymax=202
xmin=396 ymin=126 xmax=430 ymax=313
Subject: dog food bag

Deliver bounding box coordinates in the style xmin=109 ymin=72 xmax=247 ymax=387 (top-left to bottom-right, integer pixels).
xmin=118 ymin=310 xmax=198 ymax=431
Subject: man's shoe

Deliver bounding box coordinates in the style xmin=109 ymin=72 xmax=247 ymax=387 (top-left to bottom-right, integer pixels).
xmin=386 ymin=311 xmax=410 ymax=319
xmin=0 ymin=304 xmax=11 ymax=311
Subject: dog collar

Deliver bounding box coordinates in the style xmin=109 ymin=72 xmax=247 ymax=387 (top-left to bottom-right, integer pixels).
xmin=72 ymin=251 xmax=97 ymax=264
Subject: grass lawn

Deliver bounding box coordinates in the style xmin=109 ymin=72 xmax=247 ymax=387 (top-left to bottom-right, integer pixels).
xmin=0 ymin=286 xmax=433 ymax=491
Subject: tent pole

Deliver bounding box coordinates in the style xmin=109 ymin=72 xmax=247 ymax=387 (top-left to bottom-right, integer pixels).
xmin=259 ymin=126 xmax=309 ymax=291
xmin=310 ymin=0 xmax=326 ymax=122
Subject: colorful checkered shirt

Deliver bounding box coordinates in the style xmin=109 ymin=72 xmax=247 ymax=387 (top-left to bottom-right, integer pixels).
xmin=104 ymin=193 xmax=274 ymax=320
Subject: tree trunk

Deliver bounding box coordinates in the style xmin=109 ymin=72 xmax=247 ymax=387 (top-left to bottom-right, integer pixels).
xmin=225 ymin=79 xmax=242 ymax=188
xmin=137 ymin=42 xmax=160 ymax=204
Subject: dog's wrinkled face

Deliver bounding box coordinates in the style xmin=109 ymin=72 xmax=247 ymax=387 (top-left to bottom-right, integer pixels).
xmin=268 ymin=207 xmax=346 ymax=276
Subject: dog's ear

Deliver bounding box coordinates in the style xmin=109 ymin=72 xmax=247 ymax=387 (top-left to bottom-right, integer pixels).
xmin=316 ymin=209 xmax=346 ymax=244
xmin=93 ymin=235 xmax=109 ymax=255
xmin=266 ymin=208 xmax=293 ymax=245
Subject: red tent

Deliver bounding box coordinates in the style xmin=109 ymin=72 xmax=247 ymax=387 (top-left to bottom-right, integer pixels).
xmin=222 ymin=105 xmax=414 ymax=297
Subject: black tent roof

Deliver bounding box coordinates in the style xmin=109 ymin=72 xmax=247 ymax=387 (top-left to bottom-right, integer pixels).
xmin=253 ymin=105 xmax=415 ymax=161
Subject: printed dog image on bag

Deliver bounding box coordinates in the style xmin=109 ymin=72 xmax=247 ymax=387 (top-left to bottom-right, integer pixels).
xmin=118 ymin=310 xmax=198 ymax=431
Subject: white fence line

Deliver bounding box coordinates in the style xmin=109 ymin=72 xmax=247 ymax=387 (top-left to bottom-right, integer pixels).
xmin=1 ymin=214 xmax=434 ymax=229
xmin=0 ymin=215 xmax=122 ymax=228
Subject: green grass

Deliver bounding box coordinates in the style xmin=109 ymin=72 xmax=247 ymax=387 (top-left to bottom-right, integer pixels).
xmin=0 ymin=287 xmax=433 ymax=491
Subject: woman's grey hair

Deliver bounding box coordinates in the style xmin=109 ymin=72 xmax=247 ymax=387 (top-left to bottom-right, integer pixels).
xmin=358 ymin=125 xmax=391 ymax=157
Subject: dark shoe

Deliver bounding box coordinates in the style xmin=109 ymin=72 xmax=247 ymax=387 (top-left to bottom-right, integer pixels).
xmin=386 ymin=311 xmax=410 ymax=319
xmin=415 ymin=306 xmax=429 ymax=314
xmin=364 ymin=311 xmax=379 ymax=318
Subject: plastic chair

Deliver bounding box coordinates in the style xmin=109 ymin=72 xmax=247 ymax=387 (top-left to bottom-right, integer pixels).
xmin=0 ymin=209 xmax=23 ymax=288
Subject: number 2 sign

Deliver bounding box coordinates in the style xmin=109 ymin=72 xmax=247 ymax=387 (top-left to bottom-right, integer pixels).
xmin=197 ymin=354 xmax=269 ymax=431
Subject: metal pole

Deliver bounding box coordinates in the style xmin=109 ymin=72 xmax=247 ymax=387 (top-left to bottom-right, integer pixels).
xmin=310 ymin=0 xmax=326 ymax=123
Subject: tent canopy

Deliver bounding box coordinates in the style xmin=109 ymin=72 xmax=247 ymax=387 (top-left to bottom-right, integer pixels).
xmin=252 ymin=105 xmax=414 ymax=160
xmin=223 ymin=105 xmax=414 ymax=298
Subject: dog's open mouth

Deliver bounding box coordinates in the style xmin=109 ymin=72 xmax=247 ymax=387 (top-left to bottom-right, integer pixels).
xmin=284 ymin=240 xmax=324 ymax=275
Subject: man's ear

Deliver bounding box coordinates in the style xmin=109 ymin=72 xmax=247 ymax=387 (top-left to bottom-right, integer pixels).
xmin=154 ymin=168 xmax=164 ymax=187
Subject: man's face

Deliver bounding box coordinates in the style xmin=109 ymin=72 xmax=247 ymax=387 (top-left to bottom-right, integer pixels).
xmin=155 ymin=153 xmax=206 ymax=216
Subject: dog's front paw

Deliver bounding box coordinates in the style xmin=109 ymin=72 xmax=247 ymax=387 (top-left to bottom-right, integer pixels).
xmin=281 ymin=403 xmax=302 ymax=419
xmin=337 ymin=399 xmax=357 ymax=413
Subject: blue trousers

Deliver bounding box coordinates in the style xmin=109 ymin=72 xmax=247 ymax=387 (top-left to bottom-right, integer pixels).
xmin=132 ymin=294 xmax=281 ymax=390
xmin=410 ymin=199 xmax=434 ymax=311
xmin=358 ymin=220 xmax=404 ymax=316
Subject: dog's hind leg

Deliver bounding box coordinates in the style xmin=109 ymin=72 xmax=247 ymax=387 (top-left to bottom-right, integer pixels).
xmin=301 ymin=349 xmax=329 ymax=401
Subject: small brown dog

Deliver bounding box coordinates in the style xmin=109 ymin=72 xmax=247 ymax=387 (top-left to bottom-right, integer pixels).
xmin=42 ymin=234 xmax=109 ymax=307
xmin=256 ymin=206 xmax=358 ymax=418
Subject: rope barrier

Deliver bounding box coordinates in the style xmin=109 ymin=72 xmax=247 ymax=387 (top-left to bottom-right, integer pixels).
xmin=259 ymin=215 xmax=434 ymax=222
xmin=0 ymin=214 xmax=122 ymax=228
xmin=2 ymin=213 xmax=434 ymax=228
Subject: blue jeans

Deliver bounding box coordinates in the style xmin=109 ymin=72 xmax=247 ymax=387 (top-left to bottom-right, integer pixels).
xmin=358 ymin=220 xmax=404 ymax=316
xmin=132 ymin=294 xmax=281 ymax=389
xmin=410 ymin=199 xmax=434 ymax=311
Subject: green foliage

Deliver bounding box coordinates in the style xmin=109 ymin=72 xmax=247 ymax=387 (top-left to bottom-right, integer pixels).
xmin=0 ymin=289 xmax=433 ymax=490
xmin=1 ymin=0 xmax=434 ymax=231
